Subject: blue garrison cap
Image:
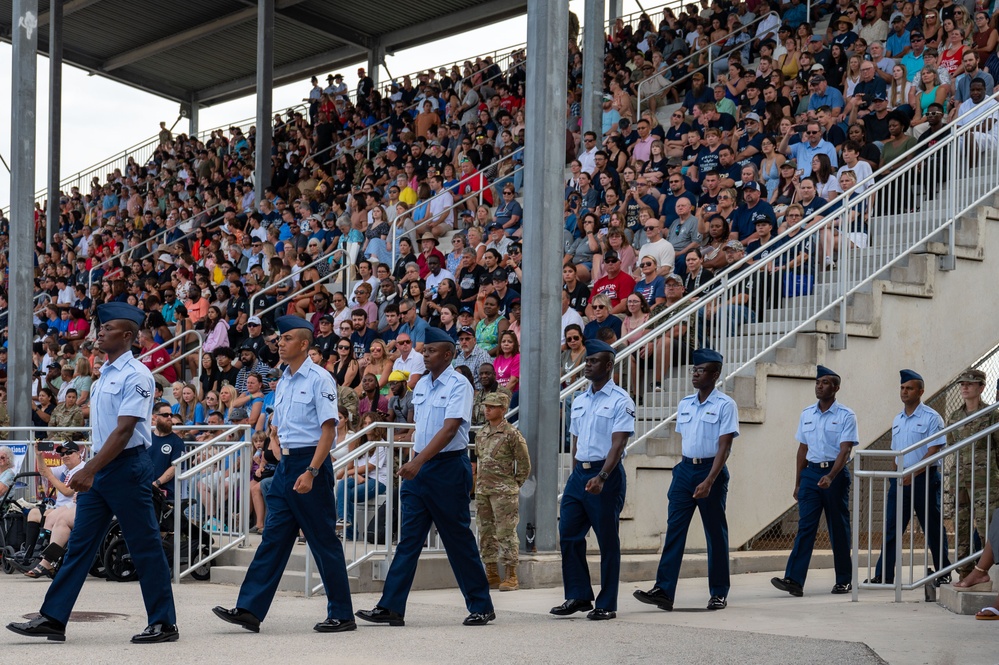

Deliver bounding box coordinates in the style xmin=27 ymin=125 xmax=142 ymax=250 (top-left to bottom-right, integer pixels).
xmin=96 ymin=302 xmax=145 ymax=328
xmin=900 ymin=369 xmax=923 ymax=384
xmin=276 ymin=315 xmax=315 ymax=335
xmin=424 ymin=327 xmax=456 ymax=346
xmin=816 ymin=365 xmax=839 ymax=379
xmin=692 ymin=347 xmax=723 ymax=365
xmin=584 ymin=339 xmax=616 ymax=357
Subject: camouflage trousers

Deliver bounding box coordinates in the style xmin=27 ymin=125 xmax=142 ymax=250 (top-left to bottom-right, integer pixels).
xmin=476 ymin=492 xmax=520 ymax=566
xmin=950 ymin=448 xmax=999 ymax=574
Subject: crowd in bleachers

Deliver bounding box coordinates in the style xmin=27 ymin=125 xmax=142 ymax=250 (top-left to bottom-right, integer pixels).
xmin=6 ymin=0 xmax=999 ymax=444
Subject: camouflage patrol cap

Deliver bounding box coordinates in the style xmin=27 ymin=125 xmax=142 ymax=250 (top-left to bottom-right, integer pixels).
xmin=482 ymin=392 xmax=511 ymax=408
xmin=956 ymin=368 xmax=986 ymax=385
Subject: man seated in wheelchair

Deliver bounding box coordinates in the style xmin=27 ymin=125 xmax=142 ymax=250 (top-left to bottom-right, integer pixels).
xmin=18 ymin=441 xmax=87 ymax=578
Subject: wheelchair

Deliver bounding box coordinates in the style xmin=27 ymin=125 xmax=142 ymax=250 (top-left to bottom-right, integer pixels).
xmin=103 ymin=490 xmax=214 ymax=583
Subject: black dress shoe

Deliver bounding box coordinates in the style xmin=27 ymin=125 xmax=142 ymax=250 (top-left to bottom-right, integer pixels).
xmin=830 ymin=583 xmax=852 ymax=594
xmin=355 ymin=606 xmax=405 ymax=626
xmin=212 ymin=606 xmax=260 ymax=633
xmin=463 ymin=611 xmax=496 ymax=626
xmin=6 ymin=615 xmax=66 ymax=642
xmin=771 ymin=577 xmax=804 ymax=597
xmin=707 ymin=595 xmax=727 ymax=610
xmin=586 ymin=608 xmax=616 ymax=620
xmin=131 ymin=623 xmax=180 ymax=644
xmin=549 ymin=599 xmax=593 ymax=616
xmin=633 ymin=587 xmax=674 ymax=611
xmin=314 ymin=618 xmax=357 ymax=633
xmin=863 ymin=576 xmax=882 ymax=584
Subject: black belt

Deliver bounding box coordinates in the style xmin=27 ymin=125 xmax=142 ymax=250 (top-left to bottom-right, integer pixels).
xmin=116 ymin=447 xmax=143 ymax=460
xmin=682 ymin=455 xmax=715 ymax=465
xmin=808 ymin=461 xmax=836 ymax=470
xmin=433 ymin=449 xmax=467 ymax=460
xmin=576 ymin=459 xmax=606 ymax=470
xmin=281 ymin=446 xmax=318 ymax=457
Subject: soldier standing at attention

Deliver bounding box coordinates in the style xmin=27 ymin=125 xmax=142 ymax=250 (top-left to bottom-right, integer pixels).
xmin=551 ymin=340 xmax=635 ymax=621
xmin=356 ymin=327 xmax=495 ymax=626
xmin=476 ymin=391 xmax=530 ymax=592
xmin=945 ymin=369 xmax=998 ymax=585
xmin=213 ymin=315 xmax=355 ymax=634
xmin=8 ymin=303 xmax=178 ymax=644
xmin=635 ymin=348 xmax=739 ymax=612
xmin=772 ymin=366 xmax=859 ymax=597
xmin=870 ymin=370 xmax=951 ymax=584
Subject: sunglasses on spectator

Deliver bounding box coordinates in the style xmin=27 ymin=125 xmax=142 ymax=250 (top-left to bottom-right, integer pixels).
xmin=641 ymin=262 xmax=654 ymax=267
xmin=338 ymin=345 xmax=351 ymax=350
xmin=592 ymin=304 xmax=606 ymax=310
xmin=644 ymin=225 xmax=658 ymax=231
xmin=397 ymin=339 xmax=412 ymax=345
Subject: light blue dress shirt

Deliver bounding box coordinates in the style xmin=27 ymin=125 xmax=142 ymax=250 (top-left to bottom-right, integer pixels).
xmin=891 ymin=403 xmax=945 ymax=468
xmin=570 ymin=380 xmax=635 ymax=462
xmin=675 ymin=389 xmax=740 ymax=459
xmin=90 ymin=352 xmax=155 ymax=454
xmin=411 ymin=366 xmax=472 ymax=454
xmin=272 ymin=357 xmax=339 ymax=448
xmin=796 ymin=401 xmax=859 ymax=463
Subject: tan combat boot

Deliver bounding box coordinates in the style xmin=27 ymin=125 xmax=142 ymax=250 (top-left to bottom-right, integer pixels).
xmin=499 ymin=566 xmax=519 ymax=591
xmin=485 ymin=563 xmax=501 ymax=589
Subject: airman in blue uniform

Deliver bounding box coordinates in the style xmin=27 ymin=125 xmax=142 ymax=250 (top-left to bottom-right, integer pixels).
xmin=635 ymin=347 xmax=739 ymax=612
xmin=772 ymin=366 xmax=858 ymax=597
xmin=551 ymin=339 xmax=634 ymax=621
xmin=213 ymin=315 xmax=355 ymax=633
xmin=8 ymin=303 xmax=178 ymax=644
xmin=356 ymin=327 xmax=494 ymax=627
xmin=871 ymin=369 xmax=951 ymax=584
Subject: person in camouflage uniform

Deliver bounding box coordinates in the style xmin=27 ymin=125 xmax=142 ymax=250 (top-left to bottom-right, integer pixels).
xmin=48 ymin=389 xmax=85 ymax=441
xmin=945 ymin=369 xmax=999 ymax=579
xmin=475 ymin=391 xmax=530 ymax=592
xmin=471 ymin=363 xmax=512 ymax=427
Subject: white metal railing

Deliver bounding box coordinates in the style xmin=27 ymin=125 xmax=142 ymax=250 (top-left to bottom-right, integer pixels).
xmin=555 ymin=89 xmax=999 ymax=498
xmin=172 ymin=424 xmax=253 ymax=581
xmin=303 ymin=421 xmax=482 ymax=596
xmin=636 ymin=11 xmax=778 ymax=114
xmin=138 ymin=329 xmax=205 ymax=384
xmin=250 ymin=254 xmax=353 ymax=318
xmin=852 ymin=403 xmax=999 ymax=601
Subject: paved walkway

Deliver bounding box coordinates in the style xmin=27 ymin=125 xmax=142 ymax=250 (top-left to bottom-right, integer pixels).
xmin=0 ymin=567 xmax=991 ymax=664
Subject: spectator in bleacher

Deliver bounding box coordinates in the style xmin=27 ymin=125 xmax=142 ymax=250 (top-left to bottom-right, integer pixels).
xmin=583 ymin=294 xmax=623 ymax=342
xmin=173 ymin=383 xmax=204 ymax=426
xmin=780 ymin=120 xmax=838 ymax=176
xmin=954 ymin=52 xmax=995 ymax=103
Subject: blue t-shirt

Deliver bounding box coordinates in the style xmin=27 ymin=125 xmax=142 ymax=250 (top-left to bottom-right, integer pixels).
xmin=148 ymin=432 xmax=185 ymax=498
xmin=634 ymin=276 xmax=667 ymax=304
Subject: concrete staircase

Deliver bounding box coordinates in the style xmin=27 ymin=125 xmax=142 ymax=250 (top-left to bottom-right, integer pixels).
xmin=618 ymin=204 xmax=999 ymax=551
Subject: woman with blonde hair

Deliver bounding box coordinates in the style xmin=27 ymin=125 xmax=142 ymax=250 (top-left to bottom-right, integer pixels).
xmin=218 ymin=384 xmax=238 ymax=422
xmin=364 ymin=339 xmax=394 ymax=394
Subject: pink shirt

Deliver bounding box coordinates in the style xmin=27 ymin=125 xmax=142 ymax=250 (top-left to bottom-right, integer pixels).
xmin=494 ymin=353 xmax=520 ymax=388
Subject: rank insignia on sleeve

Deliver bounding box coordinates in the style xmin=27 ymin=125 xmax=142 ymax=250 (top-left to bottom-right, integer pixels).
xmin=322 ymin=392 xmax=336 ymax=402
xmin=626 ymin=408 xmax=635 ymax=418
xmin=135 ymin=386 xmax=151 ymax=398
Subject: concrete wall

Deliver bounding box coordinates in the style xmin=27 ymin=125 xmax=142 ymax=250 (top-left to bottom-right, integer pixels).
xmin=617 ymin=210 xmax=999 ymax=553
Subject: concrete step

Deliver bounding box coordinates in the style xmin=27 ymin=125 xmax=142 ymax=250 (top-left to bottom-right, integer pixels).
xmin=937 ymin=575 xmax=999 ymax=615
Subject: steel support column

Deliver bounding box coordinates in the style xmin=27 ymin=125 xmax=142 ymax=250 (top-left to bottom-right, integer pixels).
xmin=189 ymin=98 xmax=199 ymax=138
xmin=367 ymin=40 xmax=383 ymax=92
xmin=46 ymin=0 xmax=62 ymax=245
xmin=520 ymin=0 xmax=568 ymax=553
xmin=607 ymin=0 xmax=622 ymax=21
xmin=10 ymin=0 xmax=39 ymax=430
xmin=254 ymin=0 xmax=274 ymax=195
xmin=581 ymin=0 xmax=604 ymax=140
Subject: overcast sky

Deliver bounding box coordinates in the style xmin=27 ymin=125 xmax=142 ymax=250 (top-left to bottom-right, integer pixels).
xmin=0 ymin=1 xmax=650 ymax=208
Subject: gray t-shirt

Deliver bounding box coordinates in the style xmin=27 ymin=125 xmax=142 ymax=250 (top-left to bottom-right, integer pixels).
xmin=668 ymin=215 xmax=702 ymax=253
xmin=388 ymin=390 xmax=414 ymax=424
xmin=461 ymin=88 xmax=480 ymax=127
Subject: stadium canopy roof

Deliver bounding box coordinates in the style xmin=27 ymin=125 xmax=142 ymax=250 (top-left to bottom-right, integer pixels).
xmin=0 ymin=0 xmax=527 ymax=108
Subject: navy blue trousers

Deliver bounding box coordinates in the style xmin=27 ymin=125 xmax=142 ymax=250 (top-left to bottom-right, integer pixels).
xmin=379 ymin=454 xmax=492 ymax=615
xmin=654 ymin=461 xmax=730 ymax=598
xmin=875 ymin=469 xmax=951 ymax=583
xmin=785 ymin=465 xmax=852 ymax=587
xmin=237 ymin=449 xmax=353 ymax=621
xmin=558 ymin=464 xmax=626 ymax=611
xmin=41 ymin=448 xmax=176 ymax=626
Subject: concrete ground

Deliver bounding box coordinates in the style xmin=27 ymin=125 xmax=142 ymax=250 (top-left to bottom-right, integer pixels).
xmin=0 ymin=567 xmax=993 ymax=665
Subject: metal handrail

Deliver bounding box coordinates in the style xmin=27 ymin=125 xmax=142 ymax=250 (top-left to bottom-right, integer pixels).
xmin=138 ymin=329 xmax=205 ymax=381
xmin=554 ymin=86 xmax=999 ymax=471
xmin=559 ymin=86 xmax=999 ymax=401
xmin=853 ymin=409 xmax=999 ymax=599
xmin=636 ymin=11 xmax=779 ymax=114
xmin=249 ymin=248 xmax=344 ymax=314
xmin=251 ymin=261 xmax=354 ymax=319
